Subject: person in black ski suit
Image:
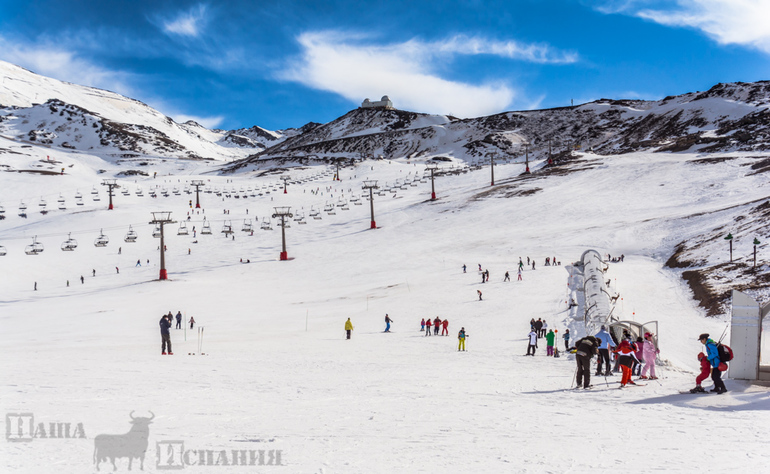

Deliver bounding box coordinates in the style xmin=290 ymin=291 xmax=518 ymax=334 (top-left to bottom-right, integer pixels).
xmin=574 ymin=335 xmax=600 ymax=389
xmin=534 ymin=319 xmax=543 ymax=338
xmin=175 ymin=311 xmax=182 ymax=329
xmin=160 ymin=314 xmax=172 ymax=355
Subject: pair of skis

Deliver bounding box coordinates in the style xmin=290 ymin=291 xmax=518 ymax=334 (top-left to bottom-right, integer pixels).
xmin=188 ymin=326 xmax=206 ymax=355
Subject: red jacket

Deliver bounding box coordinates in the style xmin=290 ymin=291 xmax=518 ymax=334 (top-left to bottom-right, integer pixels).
xmin=442 ymin=320 xmax=449 ymax=328
xmin=426 ymin=319 xmax=432 ymax=327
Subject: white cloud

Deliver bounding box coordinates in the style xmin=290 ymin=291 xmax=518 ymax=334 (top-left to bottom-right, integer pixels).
xmin=171 ymin=112 xmax=224 ymax=129
xmin=280 ymin=32 xmax=577 ymax=118
xmin=162 ymin=4 xmax=209 ymax=38
xmin=0 ymin=36 xmax=135 ymax=97
xmin=600 ymin=0 xmax=770 ymax=54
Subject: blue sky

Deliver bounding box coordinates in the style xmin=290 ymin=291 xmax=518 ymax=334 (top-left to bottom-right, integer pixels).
xmin=1 ymin=0 xmax=769 ymax=131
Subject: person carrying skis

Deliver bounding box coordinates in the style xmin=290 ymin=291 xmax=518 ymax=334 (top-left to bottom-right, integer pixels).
xmin=574 ymin=335 xmax=600 ymax=388
xmin=613 ymin=339 xmax=640 ymax=387
xmin=594 ymin=325 xmax=616 ymax=376
xmin=421 ymin=318 xmax=426 ymax=332
xmin=545 ymin=329 xmax=556 ymax=356
xmin=385 ymin=314 xmax=393 ymax=332
xmin=160 ymin=314 xmax=173 ymax=355
xmin=433 ymin=316 xmax=441 ymax=335
xmin=640 ymin=332 xmax=659 ymax=379
xmin=699 ymin=333 xmax=727 ymax=393
xmin=458 ymin=327 xmax=468 ymax=351
xmin=345 ymin=318 xmax=354 ymax=339
xmin=175 ymin=311 xmax=182 ymax=329
xmin=425 ymin=318 xmax=432 ymax=336
xmin=526 ymin=329 xmax=538 ymax=356
xmin=441 ymin=319 xmax=449 ymax=336
xmin=690 ymin=352 xmax=712 ymax=393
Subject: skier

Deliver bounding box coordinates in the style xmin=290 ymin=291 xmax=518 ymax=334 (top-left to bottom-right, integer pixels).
xmin=534 ymin=319 xmax=543 ymax=338
xmin=485 ymin=270 xmax=490 ymax=282
xmin=160 ymin=314 xmax=173 ymax=355
xmin=481 ymin=271 xmax=486 ymax=284
xmin=478 ymin=264 xmax=482 ymax=272
xmin=541 ymin=319 xmax=548 ymax=338
xmin=517 ymin=268 xmax=522 ymax=281
xmin=34 ymin=282 xmax=37 ymax=291
xmin=640 ymin=332 xmax=659 ymax=380
xmin=526 ymin=329 xmax=538 ymax=356
xmin=441 ymin=319 xmax=449 ymax=336
xmin=633 ymin=337 xmax=644 ymax=376
xmin=504 ymin=271 xmax=510 ymax=282
xmin=477 ymin=290 xmax=482 ymax=301
xmin=594 ymin=325 xmax=616 ymax=376
xmin=189 ymin=316 xmax=195 ymax=329
xmin=458 ymin=327 xmax=468 ymax=351
xmin=345 ymin=318 xmax=354 ymax=340
xmin=136 ymin=259 xmax=141 ymax=267
xmin=421 ymin=318 xmax=426 ymax=332
xmin=690 ymin=352 xmax=711 ymax=393
xmin=116 ymin=267 xmax=119 ymax=274
xmin=574 ymin=335 xmax=600 ymax=389
xmin=425 ymin=318 xmax=432 ymax=336
xmin=563 ymin=329 xmax=571 ymax=351
xmin=518 ymin=257 xmax=523 ymax=270
xmin=614 ymin=339 xmax=640 ymax=387
xmin=545 ymin=329 xmax=556 ymax=356
xmin=532 ymin=261 xmax=536 ymax=270
xmin=175 ymin=311 xmax=182 ymax=329
xmin=433 ymin=316 xmax=441 ymax=335
xmin=699 ymin=333 xmax=727 ymax=393
xmin=92 ymin=269 xmax=96 ymax=277
xmin=80 ymin=275 xmax=84 ymax=284
xmin=384 ymin=314 xmax=393 ymax=332
xmin=462 ymin=264 xmax=466 ymax=273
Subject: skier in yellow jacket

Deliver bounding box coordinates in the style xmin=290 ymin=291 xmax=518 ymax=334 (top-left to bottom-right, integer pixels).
xmin=458 ymin=327 xmax=468 ymax=351
xmin=345 ymin=318 xmax=354 ymax=339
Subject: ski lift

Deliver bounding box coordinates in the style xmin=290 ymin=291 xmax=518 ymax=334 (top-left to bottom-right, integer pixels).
xmin=173 ymin=187 xmax=180 ymax=195
xmin=122 ymin=188 xmax=130 ymax=196
xmin=149 ymin=189 xmax=157 ymax=198
xmin=76 ymin=196 xmax=84 ymax=206
xmin=161 ymin=188 xmax=169 ymax=197
xmin=294 ymin=211 xmax=307 ymax=224
xmin=177 ymin=221 xmax=189 ymax=236
xmin=309 ymin=206 xmax=321 ymax=220
xmin=242 ymin=219 xmax=253 ymax=232
xmin=124 ymin=225 xmax=138 ymax=243
xmin=75 ymin=190 xmax=83 ymax=200
xmin=94 ymin=229 xmax=109 ymax=247
xmin=136 ymin=187 xmax=144 ymax=197
xmin=260 ymin=218 xmax=272 ymax=230
xmin=19 ymin=201 xmax=27 ymax=217
xmin=324 ymin=202 xmax=335 ymax=215
xmin=201 ymin=219 xmax=212 ymax=235
xmin=152 ymin=224 xmax=162 ymax=238
xmin=0 ymin=245 xmax=6 ymax=256
xmin=222 ymin=221 xmax=233 ymax=235
xmin=25 ymin=236 xmax=44 ymax=255
xmin=61 ymin=233 xmax=78 ymax=251
xmin=92 ymin=187 xmax=100 ymax=201
xmin=337 ymin=198 xmax=349 ymax=210
xmin=39 ymin=197 xmax=48 ymax=214
xmin=0 ymin=204 xmax=5 ymax=220
xmin=58 ymin=195 xmax=66 ymax=210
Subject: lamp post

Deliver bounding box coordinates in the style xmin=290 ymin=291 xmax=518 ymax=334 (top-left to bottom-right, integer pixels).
xmin=362 ymin=180 xmax=379 ymax=229
xmin=487 ymin=153 xmax=496 ymax=186
xmin=725 ymin=233 xmax=733 ymax=262
xmin=426 ymin=163 xmax=439 ymax=200
xmin=524 ymin=143 xmax=531 ymax=174
xmin=190 ymin=180 xmax=205 ymax=208
xmin=335 ymin=158 xmax=342 ymax=181
xmin=272 ymin=206 xmax=293 ymax=260
xmin=754 ymin=237 xmax=760 ymax=268
xmin=150 ymin=211 xmax=175 ymax=280
xmin=102 ymin=179 xmax=119 ymax=210
xmin=281 ymin=175 xmax=290 ymax=194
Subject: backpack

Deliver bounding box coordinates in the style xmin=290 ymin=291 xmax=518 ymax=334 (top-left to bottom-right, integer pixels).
xmin=717 ymin=343 xmax=734 ymax=362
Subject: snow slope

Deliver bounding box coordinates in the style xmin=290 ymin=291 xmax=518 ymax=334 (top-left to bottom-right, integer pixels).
xmin=1 ymin=133 xmax=769 ymax=472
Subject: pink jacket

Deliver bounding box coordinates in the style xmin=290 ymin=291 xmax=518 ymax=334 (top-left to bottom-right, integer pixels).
xmin=642 ymin=339 xmax=659 ymax=359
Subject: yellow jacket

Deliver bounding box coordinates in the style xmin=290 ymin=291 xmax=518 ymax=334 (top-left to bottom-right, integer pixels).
xmin=345 ymin=320 xmax=354 ymax=331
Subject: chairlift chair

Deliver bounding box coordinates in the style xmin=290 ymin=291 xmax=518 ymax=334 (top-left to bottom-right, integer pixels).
xmin=92 ymin=187 xmax=100 ymax=201
xmin=178 ymin=222 xmax=189 ymax=236
xmin=58 ymin=195 xmax=66 ymax=210
xmin=324 ymin=202 xmax=336 ymax=215
xmin=94 ymin=229 xmax=109 ymax=247
xmin=222 ymin=221 xmax=233 ymax=235
xmin=124 ymin=226 xmax=138 ymax=243
xmin=75 ymin=191 xmax=83 ymax=200
xmin=61 ymin=233 xmax=78 ymax=251
xmin=136 ymin=187 xmax=144 ymax=196
xmin=18 ymin=201 xmax=27 ymax=217
xmin=173 ymin=187 xmax=180 ymax=195
xmin=201 ymin=219 xmax=212 ymax=235
xmin=25 ymin=236 xmax=44 ymax=255
xmin=309 ymin=206 xmax=321 ymax=220
xmin=260 ymin=218 xmax=272 ymax=230
xmin=0 ymin=204 xmax=5 ymax=220
xmin=0 ymin=245 xmax=6 ymax=256
xmin=242 ymin=219 xmax=253 ymax=232
xmin=152 ymin=224 xmax=162 ymax=238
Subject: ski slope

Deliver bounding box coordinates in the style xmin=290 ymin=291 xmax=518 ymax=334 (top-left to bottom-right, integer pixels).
xmin=1 ymin=138 xmax=769 ymax=473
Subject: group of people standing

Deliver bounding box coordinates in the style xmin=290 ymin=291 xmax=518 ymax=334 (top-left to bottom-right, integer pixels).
xmin=421 ymin=317 xmax=449 ymax=336
xmin=343 ymin=315 xmax=468 ymax=351
xmin=158 ymin=311 xmax=196 ymax=355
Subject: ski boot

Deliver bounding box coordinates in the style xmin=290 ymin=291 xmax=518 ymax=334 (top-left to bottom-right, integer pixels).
xmin=162 ymin=352 xmax=167 ymax=355
xmin=639 ymin=375 xmax=648 ymax=380
xmin=690 ymin=385 xmax=706 ymax=393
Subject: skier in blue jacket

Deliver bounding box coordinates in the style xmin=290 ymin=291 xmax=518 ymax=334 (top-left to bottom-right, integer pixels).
xmin=699 ymin=333 xmax=727 ymax=393
xmin=594 ymin=325 xmax=616 ymax=376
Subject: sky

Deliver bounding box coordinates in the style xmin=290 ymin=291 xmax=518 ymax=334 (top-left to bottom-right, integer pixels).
xmin=0 ymin=0 xmax=769 ymax=131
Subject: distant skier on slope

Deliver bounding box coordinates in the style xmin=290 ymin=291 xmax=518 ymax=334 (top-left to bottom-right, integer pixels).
xmin=421 ymin=318 xmax=426 ymax=332
xmin=385 ymin=314 xmax=393 ymax=332
xmin=504 ymin=271 xmax=510 ymax=282
xmin=546 ymin=329 xmax=556 ymax=356
xmin=458 ymin=327 xmax=468 ymax=351
xmin=175 ymin=311 xmax=182 ymax=329
xmin=433 ymin=316 xmax=441 ymax=335
xmin=160 ymin=314 xmax=173 ymax=355
xmin=594 ymin=325 xmax=616 ymax=376
xmin=345 ymin=318 xmax=354 ymax=340
xmin=425 ymin=318 xmax=432 ymax=336
xmin=189 ymin=316 xmax=195 ymax=329
xmin=441 ymin=319 xmax=449 ymax=336
xmin=526 ymin=329 xmax=538 ymax=356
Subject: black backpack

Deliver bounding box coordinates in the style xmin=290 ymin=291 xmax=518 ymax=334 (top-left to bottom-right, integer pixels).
xmin=717 ymin=343 xmax=734 ymax=362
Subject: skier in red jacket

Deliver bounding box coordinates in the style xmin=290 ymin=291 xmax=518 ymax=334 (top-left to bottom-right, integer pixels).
xmin=425 ymin=318 xmax=432 ymax=336
xmin=690 ymin=352 xmax=712 ymax=393
xmin=441 ymin=319 xmax=449 ymax=336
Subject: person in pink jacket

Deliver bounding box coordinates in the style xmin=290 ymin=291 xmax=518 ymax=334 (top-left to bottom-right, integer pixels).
xmin=640 ymin=332 xmax=659 ymax=380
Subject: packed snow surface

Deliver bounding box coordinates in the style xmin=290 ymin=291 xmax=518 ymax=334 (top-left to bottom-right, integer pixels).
xmin=1 ymin=137 xmax=769 ymax=473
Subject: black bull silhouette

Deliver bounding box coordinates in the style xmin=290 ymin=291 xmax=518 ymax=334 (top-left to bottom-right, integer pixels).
xmin=94 ymin=411 xmax=154 ymax=471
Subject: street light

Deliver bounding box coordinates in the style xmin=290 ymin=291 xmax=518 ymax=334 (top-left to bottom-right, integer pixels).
xmin=754 ymin=237 xmax=761 ymax=268
xmin=272 ymin=206 xmax=293 ymax=260
xmin=426 ymin=163 xmax=439 ymax=200
xmin=150 ymin=211 xmax=175 ymax=280
xmin=102 ymin=179 xmax=119 ymax=210
xmin=725 ymin=233 xmax=733 ymax=262
xmin=190 ymin=180 xmax=205 ymax=208
xmin=486 ymin=153 xmax=496 ymax=186
xmin=362 ymin=180 xmax=379 ymax=229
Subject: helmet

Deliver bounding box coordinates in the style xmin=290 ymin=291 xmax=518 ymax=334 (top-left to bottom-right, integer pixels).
xmin=697 ymin=352 xmax=705 ymax=360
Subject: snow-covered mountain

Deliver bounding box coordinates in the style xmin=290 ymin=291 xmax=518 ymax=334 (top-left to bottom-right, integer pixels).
xmin=0 ymin=60 xmax=288 ymax=161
